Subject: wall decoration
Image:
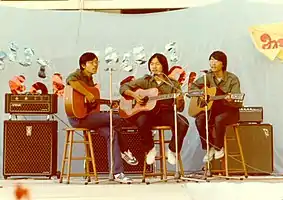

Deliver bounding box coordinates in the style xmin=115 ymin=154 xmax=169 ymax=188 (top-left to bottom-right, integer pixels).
xmin=120 ymin=52 xmax=133 ymax=72
xmin=187 ymin=72 xmax=197 ymax=90
xmin=133 ymin=45 xmax=146 ymax=65
xmin=38 ymin=66 xmax=46 ymax=79
xmin=52 ymin=73 xmax=65 ymax=96
xmin=168 ymin=65 xmax=187 ymax=85
xmin=165 ymin=42 xmax=179 ymax=63
xmin=249 ymin=23 xmax=283 ymax=61
xmin=8 ymin=75 xmax=26 ymax=94
xmin=19 ymin=48 xmax=35 ymax=67
xmin=8 ymin=42 xmax=18 ymax=62
xmin=104 ymin=47 xmax=119 ymax=65
xmin=29 ymin=82 xmax=48 ymax=94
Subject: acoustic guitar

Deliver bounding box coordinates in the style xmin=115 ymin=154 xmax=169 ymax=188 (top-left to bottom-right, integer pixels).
xmin=119 ymin=88 xmax=202 ymax=118
xmin=64 ymin=81 xmax=119 ymax=119
xmin=188 ymin=87 xmax=245 ymax=117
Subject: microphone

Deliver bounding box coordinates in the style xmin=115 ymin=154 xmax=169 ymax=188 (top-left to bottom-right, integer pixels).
xmin=200 ymin=69 xmax=211 ymax=73
xmin=151 ymin=71 xmax=162 ymax=76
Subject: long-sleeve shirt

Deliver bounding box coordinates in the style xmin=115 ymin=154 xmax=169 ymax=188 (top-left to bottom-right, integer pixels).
xmin=190 ymin=71 xmax=243 ymax=108
xmin=120 ymin=74 xmax=184 ymax=111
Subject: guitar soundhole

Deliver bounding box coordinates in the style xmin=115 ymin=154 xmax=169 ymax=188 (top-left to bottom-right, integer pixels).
xmin=132 ymin=100 xmax=136 ymax=108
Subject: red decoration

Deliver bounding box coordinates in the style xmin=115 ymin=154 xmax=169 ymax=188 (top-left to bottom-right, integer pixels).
xmin=14 ymin=183 xmax=30 ymax=200
xmin=9 ymin=75 xmax=26 ymax=94
xmin=52 ymin=73 xmax=65 ymax=96
xmin=168 ymin=66 xmax=186 ymax=84
xmin=260 ymin=33 xmax=283 ymax=49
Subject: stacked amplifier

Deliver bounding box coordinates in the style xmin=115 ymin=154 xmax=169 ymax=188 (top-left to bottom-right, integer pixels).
xmin=212 ymin=106 xmax=274 ymax=175
xmin=3 ymin=93 xmax=58 ymax=179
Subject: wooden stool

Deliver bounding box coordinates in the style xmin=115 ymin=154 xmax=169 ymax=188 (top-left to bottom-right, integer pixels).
xmin=142 ymin=126 xmax=184 ymax=182
xmin=223 ymin=124 xmax=248 ymax=178
xmin=59 ymin=128 xmax=98 ymax=184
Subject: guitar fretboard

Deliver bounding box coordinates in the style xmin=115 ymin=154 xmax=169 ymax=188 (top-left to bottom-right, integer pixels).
xmin=148 ymin=93 xmax=176 ymax=101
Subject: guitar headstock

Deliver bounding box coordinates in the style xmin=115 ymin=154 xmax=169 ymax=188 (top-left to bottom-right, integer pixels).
xmin=231 ymin=93 xmax=245 ymax=101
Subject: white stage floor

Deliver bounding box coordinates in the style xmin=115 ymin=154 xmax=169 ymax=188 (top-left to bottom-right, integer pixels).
xmin=1 ymin=176 xmax=283 ymax=200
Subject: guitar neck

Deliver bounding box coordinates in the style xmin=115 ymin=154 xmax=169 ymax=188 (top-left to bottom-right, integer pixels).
xmin=97 ymin=99 xmax=117 ymax=105
xmin=149 ymin=93 xmax=175 ymax=101
xmin=210 ymin=95 xmax=227 ymax=100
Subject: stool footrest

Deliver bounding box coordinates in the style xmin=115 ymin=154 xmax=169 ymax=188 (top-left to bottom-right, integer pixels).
xmin=64 ymin=157 xmax=91 ymax=161
xmin=69 ymin=141 xmax=90 ymax=144
xmin=61 ymin=173 xmax=97 ymax=177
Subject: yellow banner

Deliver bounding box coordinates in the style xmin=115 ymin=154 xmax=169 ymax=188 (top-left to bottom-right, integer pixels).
xmin=249 ymin=23 xmax=283 ymax=61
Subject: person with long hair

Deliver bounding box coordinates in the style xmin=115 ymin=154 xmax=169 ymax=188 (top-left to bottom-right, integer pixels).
xmin=120 ymin=53 xmax=189 ymax=165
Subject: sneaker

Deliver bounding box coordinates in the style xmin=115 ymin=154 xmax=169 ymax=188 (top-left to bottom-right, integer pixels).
xmin=146 ymin=147 xmax=157 ymax=165
xmin=114 ymin=172 xmax=133 ymax=184
xmin=167 ymin=149 xmax=176 ymax=165
xmin=214 ymin=147 xmax=224 ymax=160
xmin=203 ymin=147 xmax=215 ymax=163
xmin=121 ymin=150 xmax=139 ymax=166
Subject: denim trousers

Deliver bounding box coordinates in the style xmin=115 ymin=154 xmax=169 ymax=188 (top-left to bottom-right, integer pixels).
xmin=68 ymin=112 xmax=126 ymax=174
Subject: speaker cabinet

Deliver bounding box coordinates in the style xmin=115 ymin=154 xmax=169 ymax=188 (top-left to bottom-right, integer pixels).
xmin=211 ymin=123 xmax=273 ymax=175
xmin=3 ymin=120 xmax=58 ymax=179
xmin=89 ymin=128 xmax=153 ymax=174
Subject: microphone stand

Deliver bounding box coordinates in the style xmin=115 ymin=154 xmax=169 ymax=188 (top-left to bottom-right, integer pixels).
xmin=148 ymin=73 xmax=204 ymax=184
xmin=105 ymin=66 xmax=115 ymax=182
xmin=85 ymin=65 xmax=117 ymax=184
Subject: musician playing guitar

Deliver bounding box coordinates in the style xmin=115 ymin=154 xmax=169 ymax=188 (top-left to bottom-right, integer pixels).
xmin=119 ymin=53 xmax=189 ymax=165
xmin=190 ymin=51 xmax=243 ymax=163
xmin=66 ymin=52 xmax=137 ymax=183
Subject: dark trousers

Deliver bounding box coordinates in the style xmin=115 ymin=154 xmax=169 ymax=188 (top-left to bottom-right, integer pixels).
xmin=129 ymin=110 xmax=189 ymax=153
xmin=195 ymin=108 xmax=239 ymax=150
xmin=68 ymin=112 xmax=130 ymax=174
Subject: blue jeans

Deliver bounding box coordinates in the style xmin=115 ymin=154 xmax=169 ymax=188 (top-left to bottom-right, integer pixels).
xmin=129 ymin=110 xmax=189 ymax=153
xmin=195 ymin=108 xmax=239 ymax=150
xmin=68 ymin=112 xmax=125 ymax=174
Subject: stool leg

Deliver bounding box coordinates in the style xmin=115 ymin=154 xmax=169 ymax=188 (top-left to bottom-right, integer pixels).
xmin=159 ymin=131 xmax=164 ymax=180
xmin=87 ymin=131 xmax=98 ymax=182
xmin=160 ymin=130 xmax=167 ymax=181
xmin=224 ymin=134 xmax=229 ymax=178
xmin=142 ymin=154 xmax=147 ymax=183
xmin=178 ymin=155 xmax=184 ymax=177
xmin=234 ymin=127 xmax=248 ymax=178
xmin=83 ymin=131 xmax=91 ymax=182
xmin=59 ymin=130 xmax=70 ymax=183
xmin=66 ymin=130 xmax=74 ymax=184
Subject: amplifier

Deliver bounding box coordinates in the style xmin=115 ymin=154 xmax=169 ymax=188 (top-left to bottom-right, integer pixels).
xmin=88 ymin=127 xmax=153 ymax=174
xmin=239 ymin=107 xmax=263 ymax=124
xmin=3 ymin=120 xmax=58 ymax=179
xmin=5 ymin=93 xmax=58 ymax=114
xmin=211 ymin=123 xmax=273 ymax=175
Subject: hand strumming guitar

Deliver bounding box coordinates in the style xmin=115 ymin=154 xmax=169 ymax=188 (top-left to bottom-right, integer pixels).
xmin=224 ymin=93 xmax=232 ymax=102
xmin=85 ymin=92 xmax=96 ymax=103
xmin=133 ymin=93 xmax=147 ymax=105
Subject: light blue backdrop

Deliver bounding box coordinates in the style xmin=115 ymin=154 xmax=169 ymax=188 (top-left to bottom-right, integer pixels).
xmin=1 ymin=0 xmax=283 ymax=177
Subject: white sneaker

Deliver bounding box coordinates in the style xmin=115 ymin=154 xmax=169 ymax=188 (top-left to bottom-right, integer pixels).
xmin=114 ymin=172 xmax=133 ymax=184
xmin=146 ymin=147 xmax=157 ymax=165
xmin=203 ymin=147 xmax=215 ymax=163
xmin=214 ymin=147 xmax=224 ymax=160
xmin=167 ymin=149 xmax=176 ymax=165
xmin=121 ymin=150 xmax=139 ymax=166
